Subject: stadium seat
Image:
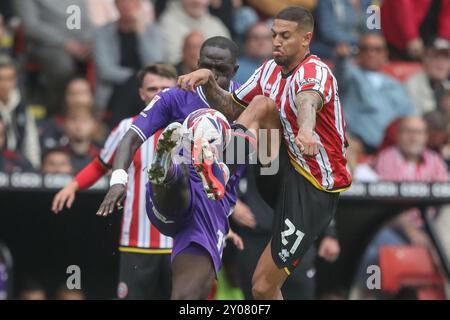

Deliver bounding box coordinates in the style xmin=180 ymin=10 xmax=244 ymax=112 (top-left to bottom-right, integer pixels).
xmin=381 ymin=61 xmax=423 ymax=82
xmin=379 ymin=245 xmax=446 ymax=299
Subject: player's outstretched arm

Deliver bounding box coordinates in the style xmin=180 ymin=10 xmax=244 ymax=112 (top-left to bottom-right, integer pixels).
xmin=177 ymin=69 xmax=243 ymax=121
xmin=96 ymin=130 xmax=144 ymax=216
xmin=294 ymin=91 xmax=323 ymax=157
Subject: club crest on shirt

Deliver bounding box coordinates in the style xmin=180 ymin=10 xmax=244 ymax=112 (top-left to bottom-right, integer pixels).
xmin=117 ymin=282 xmax=128 ymax=299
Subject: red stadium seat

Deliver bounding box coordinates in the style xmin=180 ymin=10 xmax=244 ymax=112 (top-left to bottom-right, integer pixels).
xmin=381 ymin=61 xmax=423 ymax=82
xmin=379 ymin=245 xmax=446 ymax=299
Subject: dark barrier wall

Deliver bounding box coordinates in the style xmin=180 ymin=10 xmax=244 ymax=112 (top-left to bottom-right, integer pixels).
xmin=0 ymin=173 xmax=120 ymax=299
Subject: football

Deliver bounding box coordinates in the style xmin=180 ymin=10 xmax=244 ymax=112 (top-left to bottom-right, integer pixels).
xmin=182 ymin=108 xmax=231 ymax=149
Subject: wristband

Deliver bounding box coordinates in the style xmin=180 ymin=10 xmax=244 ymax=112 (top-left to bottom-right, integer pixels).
xmin=110 ymin=169 xmax=128 ymax=186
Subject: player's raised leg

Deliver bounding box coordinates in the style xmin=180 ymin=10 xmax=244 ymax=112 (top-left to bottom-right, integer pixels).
xmin=147 ymin=122 xmax=191 ymax=220
xmin=235 ymin=95 xmax=283 ymax=165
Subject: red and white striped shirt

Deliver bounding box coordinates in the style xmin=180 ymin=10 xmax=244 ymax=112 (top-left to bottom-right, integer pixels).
xmin=232 ymin=54 xmax=352 ymax=192
xmin=100 ymin=117 xmax=173 ymax=251
xmin=374 ymin=146 xmax=449 ymax=182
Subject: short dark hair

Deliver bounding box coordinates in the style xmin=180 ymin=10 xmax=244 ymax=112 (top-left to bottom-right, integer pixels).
xmin=137 ymin=63 xmax=178 ymax=87
xmin=200 ymin=36 xmax=239 ymax=63
xmin=274 ymin=6 xmax=314 ymax=31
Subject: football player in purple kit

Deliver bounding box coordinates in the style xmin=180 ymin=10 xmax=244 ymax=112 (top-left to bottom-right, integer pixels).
xmin=96 ymin=37 xmax=249 ymax=300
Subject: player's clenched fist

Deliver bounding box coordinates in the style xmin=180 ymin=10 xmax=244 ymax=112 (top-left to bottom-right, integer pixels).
xmin=96 ymin=184 xmax=126 ymax=216
xmin=177 ymin=68 xmax=213 ymax=91
xmin=295 ymin=130 xmax=320 ymax=157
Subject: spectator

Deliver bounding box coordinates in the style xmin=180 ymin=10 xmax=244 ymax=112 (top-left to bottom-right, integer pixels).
xmin=14 ymin=0 xmax=93 ymax=114
xmin=40 ymin=78 xmax=97 ymax=151
xmin=209 ymin=0 xmax=246 ymax=38
xmin=159 ymin=0 xmax=230 ymax=63
xmin=86 ymin=0 xmax=119 ymax=27
xmin=86 ymin=0 xmax=156 ymax=28
xmin=423 ymin=110 xmax=450 ymax=170
xmin=245 ymin=0 xmax=317 ymax=18
xmin=441 ymin=89 xmax=450 ymax=119
xmin=381 ymin=0 xmax=450 ymax=60
xmin=61 ymin=107 xmax=99 ymax=174
xmin=94 ymin=0 xmax=165 ymax=112
xmin=234 ymin=22 xmax=272 ymax=85
xmin=335 ymin=32 xmax=414 ymax=153
xmin=41 ymin=148 xmax=73 ymax=175
xmin=0 ymin=118 xmax=33 ymax=173
xmin=312 ymin=0 xmax=372 ymax=60
xmin=440 ymin=90 xmax=450 ymax=166
xmin=232 ymin=4 xmax=259 ymax=42
xmin=375 ymin=116 xmax=449 ymax=181
xmin=405 ymin=43 xmax=450 ymax=115
xmin=175 ymin=31 xmax=204 ymax=76
xmin=423 ymin=111 xmax=449 ymax=153
xmin=0 ymin=55 xmax=40 ymax=167
xmin=354 ymin=116 xmax=449 ymax=298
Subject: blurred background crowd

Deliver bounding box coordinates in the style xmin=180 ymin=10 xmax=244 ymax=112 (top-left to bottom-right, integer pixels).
xmin=0 ymin=0 xmax=450 ymax=300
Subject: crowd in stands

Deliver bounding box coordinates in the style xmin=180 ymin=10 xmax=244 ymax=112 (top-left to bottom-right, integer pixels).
xmin=0 ymin=0 xmax=449 ymax=299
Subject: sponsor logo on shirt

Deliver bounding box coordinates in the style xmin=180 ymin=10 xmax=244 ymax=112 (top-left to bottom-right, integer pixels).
xmin=299 ymin=78 xmax=321 ymax=87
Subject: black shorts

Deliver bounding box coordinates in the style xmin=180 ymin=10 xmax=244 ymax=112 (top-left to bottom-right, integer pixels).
xmin=117 ymin=250 xmax=171 ymax=299
xmin=270 ymin=159 xmax=340 ymax=275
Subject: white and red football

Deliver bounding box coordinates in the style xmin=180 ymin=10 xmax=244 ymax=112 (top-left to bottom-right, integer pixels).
xmin=182 ymin=108 xmax=231 ymax=149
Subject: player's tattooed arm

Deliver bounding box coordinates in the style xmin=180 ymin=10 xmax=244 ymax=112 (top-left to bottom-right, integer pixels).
xmin=177 ymin=69 xmax=242 ymax=121
xmin=96 ymin=130 xmax=144 ymax=216
xmin=204 ymin=80 xmax=243 ymax=121
xmin=294 ymin=91 xmax=323 ymax=157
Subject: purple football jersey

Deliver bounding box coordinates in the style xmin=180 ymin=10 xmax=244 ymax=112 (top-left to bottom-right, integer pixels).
xmin=131 ymin=83 xmax=243 ymax=273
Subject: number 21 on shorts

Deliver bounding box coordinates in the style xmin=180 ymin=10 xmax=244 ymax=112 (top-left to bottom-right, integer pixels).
xmin=281 ymin=218 xmax=305 ymax=254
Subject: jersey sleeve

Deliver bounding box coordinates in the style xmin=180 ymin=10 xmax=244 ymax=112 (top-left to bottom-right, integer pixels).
xmin=295 ymin=62 xmax=332 ymax=110
xmin=130 ymin=90 xmax=173 ymax=142
xmin=99 ymin=118 xmax=132 ymax=166
xmin=231 ymin=64 xmax=264 ymax=108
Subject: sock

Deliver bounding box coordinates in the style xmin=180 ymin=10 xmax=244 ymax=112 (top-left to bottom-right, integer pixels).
xmin=225 ymin=123 xmax=257 ymax=173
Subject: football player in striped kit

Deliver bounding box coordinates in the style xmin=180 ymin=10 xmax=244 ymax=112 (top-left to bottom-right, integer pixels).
xmin=52 ymin=64 xmax=177 ymax=299
xmin=178 ymin=6 xmax=352 ymax=299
